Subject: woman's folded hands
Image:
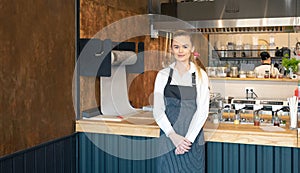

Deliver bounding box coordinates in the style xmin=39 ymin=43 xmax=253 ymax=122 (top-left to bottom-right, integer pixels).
xmin=168 ymin=132 xmax=192 ymax=155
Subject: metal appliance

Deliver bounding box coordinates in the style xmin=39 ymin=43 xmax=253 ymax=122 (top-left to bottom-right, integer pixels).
xmin=231 ymin=98 xmax=289 ymax=112
xmin=156 ymin=0 xmax=300 ymax=33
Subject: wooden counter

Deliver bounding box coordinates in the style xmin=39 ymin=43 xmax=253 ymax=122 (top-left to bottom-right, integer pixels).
xmin=204 ymin=122 xmax=297 ymax=148
xmin=76 ymin=111 xmax=299 ymax=148
xmin=76 ymin=111 xmax=160 ymax=138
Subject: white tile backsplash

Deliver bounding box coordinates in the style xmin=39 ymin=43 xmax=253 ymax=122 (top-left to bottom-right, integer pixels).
xmin=210 ymin=79 xmax=297 ymax=99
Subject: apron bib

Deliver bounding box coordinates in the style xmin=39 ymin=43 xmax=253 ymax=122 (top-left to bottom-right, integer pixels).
xmin=157 ymin=68 xmax=205 ymax=173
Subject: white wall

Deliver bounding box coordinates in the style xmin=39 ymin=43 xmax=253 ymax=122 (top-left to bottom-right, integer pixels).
xmin=210 ymin=79 xmax=297 ymax=99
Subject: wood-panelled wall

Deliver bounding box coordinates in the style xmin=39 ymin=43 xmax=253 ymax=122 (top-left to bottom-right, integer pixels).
xmin=0 ymin=1 xmax=75 ymax=157
xmin=79 ymin=0 xmax=164 ymax=111
xmin=79 ymin=0 xmax=209 ymax=112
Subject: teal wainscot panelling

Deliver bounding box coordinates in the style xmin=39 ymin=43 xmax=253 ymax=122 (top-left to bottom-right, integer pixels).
xmin=77 ymin=132 xmax=159 ymax=173
xmin=206 ymin=142 xmax=300 ymax=173
xmin=78 ymin=132 xmax=300 ymax=173
xmin=1 ymin=133 xmax=299 ymax=173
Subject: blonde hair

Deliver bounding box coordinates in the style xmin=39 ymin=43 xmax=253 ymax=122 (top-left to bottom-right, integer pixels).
xmin=171 ymin=30 xmax=205 ymax=79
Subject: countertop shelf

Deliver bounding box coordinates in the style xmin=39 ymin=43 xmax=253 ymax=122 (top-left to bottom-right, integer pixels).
xmin=213 ymin=49 xmax=284 ymax=61
xmin=204 ymin=122 xmax=298 ymax=147
xmin=219 ymin=57 xmax=282 ymax=61
xmin=209 ymin=77 xmax=298 ymax=82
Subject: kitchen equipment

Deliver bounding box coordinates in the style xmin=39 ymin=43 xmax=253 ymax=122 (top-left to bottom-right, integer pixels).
xmin=275 ymin=47 xmax=291 ymax=58
xmin=209 ymin=92 xmax=225 ymax=114
xmin=231 ymin=98 xmax=289 ymax=112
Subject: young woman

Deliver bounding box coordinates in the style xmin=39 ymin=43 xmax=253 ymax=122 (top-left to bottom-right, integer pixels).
xmin=153 ymin=30 xmax=210 ymax=173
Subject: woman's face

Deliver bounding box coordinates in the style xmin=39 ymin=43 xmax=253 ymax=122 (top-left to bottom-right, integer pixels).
xmin=171 ymin=35 xmax=194 ymax=63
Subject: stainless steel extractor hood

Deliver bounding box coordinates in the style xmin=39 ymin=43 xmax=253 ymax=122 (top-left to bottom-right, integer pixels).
xmin=154 ymin=17 xmax=300 ymax=33
xmin=155 ymin=0 xmax=300 ymax=33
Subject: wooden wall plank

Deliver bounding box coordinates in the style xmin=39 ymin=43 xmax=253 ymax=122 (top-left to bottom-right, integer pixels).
xmin=0 ymin=0 xmax=75 ymax=156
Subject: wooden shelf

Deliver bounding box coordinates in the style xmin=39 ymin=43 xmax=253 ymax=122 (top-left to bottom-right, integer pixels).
xmin=209 ymin=77 xmax=298 ymax=82
xmin=213 ymin=49 xmax=283 ymax=61
xmin=219 ymin=57 xmax=282 ymax=61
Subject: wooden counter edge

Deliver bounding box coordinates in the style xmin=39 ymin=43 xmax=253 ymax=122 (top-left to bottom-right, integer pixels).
xmin=75 ymin=119 xmax=299 ymax=148
xmin=298 ymin=128 xmax=300 ymax=148
xmin=76 ymin=119 xmax=160 ymax=138
xmin=204 ymin=122 xmax=298 ymax=148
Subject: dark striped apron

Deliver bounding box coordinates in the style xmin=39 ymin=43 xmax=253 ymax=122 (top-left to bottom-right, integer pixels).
xmin=157 ymin=68 xmax=205 ymax=173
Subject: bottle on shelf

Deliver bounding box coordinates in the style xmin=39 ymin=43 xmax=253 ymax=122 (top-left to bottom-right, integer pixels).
xmin=273 ymin=111 xmax=280 ymax=126
xmin=244 ymin=44 xmax=252 ymax=57
xmin=252 ymin=45 xmax=258 ymax=57
xmin=270 ymin=64 xmax=277 ymax=78
xmin=253 ymin=110 xmax=261 ymax=126
xmin=269 ymin=36 xmax=276 ymax=57
xmin=234 ymin=110 xmax=241 ymax=125
xmin=294 ymin=80 xmax=300 ymax=99
xmin=252 ymin=36 xmax=258 ymax=57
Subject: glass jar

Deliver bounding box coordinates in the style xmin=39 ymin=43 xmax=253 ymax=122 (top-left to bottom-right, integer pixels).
xmin=264 ymin=70 xmax=270 ymax=78
xmin=220 ymin=45 xmax=226 ymax=57
xmin=207 ymin=67 xmax=216 ymax=77
xmin=231 ymin=67 xmax=238 ymax=78
xmin=217 ymin=67 xmax=227 ymax=78
xmin=252 ymin=45 xmax=258 ymax=57
xmin=213 ymin=113 xmax=219 ymax=124
xmin=235 ymin=44 xmax=243 ymax=57
xmin=227 ymin=42 xmax=235 ymax=57
xmin=244 ymin=44 xmax=251 ymax=57
xmin=239 ymin=70 xmax=246 ymax=78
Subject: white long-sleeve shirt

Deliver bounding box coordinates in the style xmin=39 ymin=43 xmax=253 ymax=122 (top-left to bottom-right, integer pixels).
xmin=153 ymin=62 xmax=210 ymax=143
xmin=254 ymin=64 xmax=279 ymax=76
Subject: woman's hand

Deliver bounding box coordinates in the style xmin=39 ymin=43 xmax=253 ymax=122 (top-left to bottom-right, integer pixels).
xmin=169 ymin=132 xmax=191 ymax=155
